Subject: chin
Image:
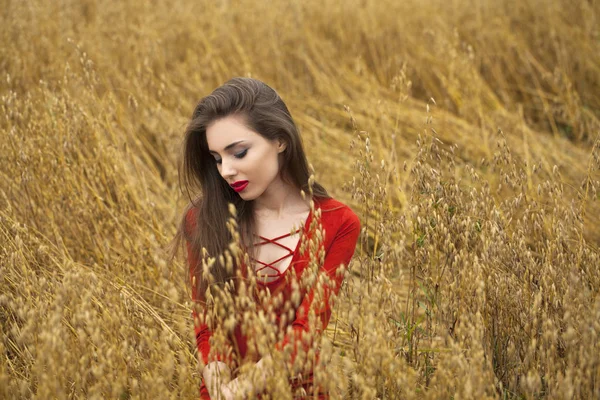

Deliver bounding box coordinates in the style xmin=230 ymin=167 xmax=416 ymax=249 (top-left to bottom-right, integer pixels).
xmin=237 ymin=190 xmax=255 ymax=201
xmin=240 ymin=188 xmax=265 ymax=202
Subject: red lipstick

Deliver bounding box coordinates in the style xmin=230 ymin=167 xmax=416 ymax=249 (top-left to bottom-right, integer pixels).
xmin=230 ymin=180 xmax=249 ymax=193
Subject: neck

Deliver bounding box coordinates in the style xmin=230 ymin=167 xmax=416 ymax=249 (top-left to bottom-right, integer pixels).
xmin=253 ymin=177 xmax=310 ymax=219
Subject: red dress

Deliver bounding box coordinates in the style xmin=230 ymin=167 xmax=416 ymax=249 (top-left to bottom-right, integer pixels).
xmin=186 ymin=197 xmax=361 ymax=399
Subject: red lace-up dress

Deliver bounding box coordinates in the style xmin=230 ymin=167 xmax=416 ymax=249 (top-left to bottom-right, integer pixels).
xmin=186 ymin=197 xmax=360 ymax=399
xmin=252 ymin=227 xmax=303 ymax=281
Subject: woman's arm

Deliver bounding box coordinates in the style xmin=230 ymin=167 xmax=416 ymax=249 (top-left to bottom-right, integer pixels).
xmin=221 ymin=210 xmax=360 ymax=395
xmin=190 ymin=269 xmax=237 ymax=399
xmin=188 ymin=207 xmax=360 ymax=396
xmin=274 ymin=209 xmax=361 ymax=368
xmin=186 ymin=209 xmax=235 ymax=398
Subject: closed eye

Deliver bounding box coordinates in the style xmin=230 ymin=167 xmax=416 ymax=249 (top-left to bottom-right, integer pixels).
xmin=235 ymin=149 xmax=248 ymax=159
xmin=214 ymin=149 xmax=248 ymax=164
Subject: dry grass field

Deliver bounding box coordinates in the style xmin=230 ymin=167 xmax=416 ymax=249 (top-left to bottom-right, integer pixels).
xmin=1 ymin=0 xmax=599 ymax=398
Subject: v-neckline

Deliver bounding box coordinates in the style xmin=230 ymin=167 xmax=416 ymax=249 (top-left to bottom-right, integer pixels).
xmin=255 ymin=206 xmax=313 ymax=286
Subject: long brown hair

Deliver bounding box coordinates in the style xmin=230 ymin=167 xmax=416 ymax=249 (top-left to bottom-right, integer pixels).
xmin=168 ymin=77 xmax=329 ymax=299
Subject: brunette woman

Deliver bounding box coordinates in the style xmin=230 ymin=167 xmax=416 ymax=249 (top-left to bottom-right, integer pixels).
xmin=172 ymin=77 xmax=360 ymax=399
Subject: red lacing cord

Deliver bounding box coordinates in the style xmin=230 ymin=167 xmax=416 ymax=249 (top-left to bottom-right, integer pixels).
xmin=252 ymin=228 xmax=301 ymax=279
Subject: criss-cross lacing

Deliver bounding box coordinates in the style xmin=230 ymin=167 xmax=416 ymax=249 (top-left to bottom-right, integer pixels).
xmin=251 ymin=228 xmax=302 ymax=283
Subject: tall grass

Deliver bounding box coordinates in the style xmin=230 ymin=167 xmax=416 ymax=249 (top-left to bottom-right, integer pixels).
xmin=1 ymin=0 xmax=599 ymax=398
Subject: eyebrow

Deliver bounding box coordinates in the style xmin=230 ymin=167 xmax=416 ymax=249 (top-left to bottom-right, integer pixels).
xmin=208 ymin=140 xmax=247 ymax=155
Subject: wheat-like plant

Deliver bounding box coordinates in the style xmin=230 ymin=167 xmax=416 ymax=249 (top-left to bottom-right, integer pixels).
xmin=1 ymin=0 xmax=599 ymax=398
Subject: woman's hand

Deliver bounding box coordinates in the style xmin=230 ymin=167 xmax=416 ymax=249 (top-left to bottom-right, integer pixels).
xmin=203 ymin=361 xmax=233 ymax=399
xmin=252 ymin=355 xmax=271 ymax=391
xmin=217 ymin=383 xmax=235 ymax=400
xmin=222 ymin=377 xmax=251 ymax=399
xmin=210 ymin=355 xmax=275 ymax=399
xmin=223 ymin=356 xmax=271 ymax=398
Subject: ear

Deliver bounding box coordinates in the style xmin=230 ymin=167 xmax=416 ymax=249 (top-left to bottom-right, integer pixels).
xmin=277 ymin=139 xmax=287 ymax=153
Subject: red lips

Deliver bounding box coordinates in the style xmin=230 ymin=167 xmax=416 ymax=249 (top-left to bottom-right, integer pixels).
xmin=230 ymin=180 xmax=249 ymax=192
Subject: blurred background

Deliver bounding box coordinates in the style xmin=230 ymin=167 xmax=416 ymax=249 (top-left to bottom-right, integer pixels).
xmin=1 ymin=0 xmax=599 ymax=398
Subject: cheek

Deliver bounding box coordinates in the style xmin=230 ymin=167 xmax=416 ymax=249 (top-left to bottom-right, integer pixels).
xmin=248 ymin=149 xmax=280 ymax=175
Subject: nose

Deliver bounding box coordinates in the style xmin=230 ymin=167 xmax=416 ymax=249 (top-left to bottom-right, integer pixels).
xmin=220 ymin=158 xmax=237 ymax=180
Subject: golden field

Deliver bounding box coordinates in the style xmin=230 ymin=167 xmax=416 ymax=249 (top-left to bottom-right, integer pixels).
xmin=1 ymin=0 xmax=599 ymax=398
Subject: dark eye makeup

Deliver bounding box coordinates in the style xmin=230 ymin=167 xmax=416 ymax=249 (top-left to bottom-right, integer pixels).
xmin=214 ymin=149 xmax=248 ymax=164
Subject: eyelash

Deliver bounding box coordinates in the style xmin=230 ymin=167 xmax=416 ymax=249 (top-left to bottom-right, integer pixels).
xmin=215 ymin=149 xmax=248 ymax=164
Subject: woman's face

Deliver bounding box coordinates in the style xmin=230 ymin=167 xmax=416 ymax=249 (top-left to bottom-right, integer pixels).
xmin=206 ymin=114 xmax=286 ymax=200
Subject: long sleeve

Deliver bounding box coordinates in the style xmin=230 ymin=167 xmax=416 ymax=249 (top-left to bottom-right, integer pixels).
xmin=273 ymin=208 xmax=361 ymax=367
xmin=186 ymin=209 xmax=230 ymax=367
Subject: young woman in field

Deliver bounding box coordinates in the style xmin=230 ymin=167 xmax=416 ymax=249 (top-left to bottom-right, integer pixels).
xmin=174 ymin=77 xmax=360 ymax=399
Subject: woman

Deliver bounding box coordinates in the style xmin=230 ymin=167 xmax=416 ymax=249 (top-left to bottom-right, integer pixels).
xmin=173 ymin=77 xmax=360 ymax=399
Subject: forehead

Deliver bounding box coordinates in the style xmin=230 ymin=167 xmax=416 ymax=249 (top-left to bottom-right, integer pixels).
xmin=205 ymin=115 xmax=262 ymax=152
